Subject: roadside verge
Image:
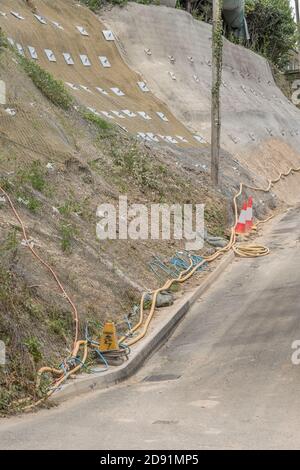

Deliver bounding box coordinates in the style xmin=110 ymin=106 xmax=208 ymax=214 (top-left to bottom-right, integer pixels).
xmin=51 ymin=250 xmax=235 ymax=403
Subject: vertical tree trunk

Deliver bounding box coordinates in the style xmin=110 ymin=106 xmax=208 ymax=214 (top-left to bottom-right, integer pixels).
xmin=295 ymin=0 xmax=300 ymax=27
xmin=211 ymin=0 xmax=223 ymax=186
xmin=187 ymin=0 xmax=192 ymax=13
xmin=295 ymin=0 xmax=300 ymax=68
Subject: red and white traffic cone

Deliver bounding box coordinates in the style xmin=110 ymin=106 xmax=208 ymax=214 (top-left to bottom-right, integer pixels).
xmin=245 ymin=196 xmax=253 ymax=232
xmin=235 ymin=201 xmax=247 ymax=234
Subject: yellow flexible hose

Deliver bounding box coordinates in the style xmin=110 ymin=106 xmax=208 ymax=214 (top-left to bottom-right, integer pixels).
xmin=232 ymin=243 xmax=270 ymax=257
xmin=23 ymin=340 xmax=88 ymax=411
xmin=121 ymin=165 xmax=300 ymax=347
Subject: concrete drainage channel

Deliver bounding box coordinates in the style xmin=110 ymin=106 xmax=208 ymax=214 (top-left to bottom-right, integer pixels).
xmin=51 ymin=251 xmax=234 ymax=404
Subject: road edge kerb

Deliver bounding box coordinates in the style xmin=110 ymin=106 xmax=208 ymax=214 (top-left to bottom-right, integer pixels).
xmin=51 ymin=251 xmax=235 ymax=403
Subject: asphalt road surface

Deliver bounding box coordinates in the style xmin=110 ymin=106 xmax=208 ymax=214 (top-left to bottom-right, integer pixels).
xmin=1 ymin=206 xmax=300 ymax=450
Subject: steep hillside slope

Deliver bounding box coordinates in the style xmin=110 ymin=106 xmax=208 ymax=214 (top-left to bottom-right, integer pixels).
xmin=101 ymin=3 xmax=300 ymax=180
xmin=0 ymin=0 xmax=299 ymax=412
xmin=0 ymin=25 xmax=231 ymax=411
xmin=0 ymin=0 xmax=197 ymax=146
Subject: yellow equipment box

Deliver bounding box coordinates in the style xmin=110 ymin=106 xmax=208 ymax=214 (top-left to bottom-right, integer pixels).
xmin=99 ymin=322 xmax=119 ymax=351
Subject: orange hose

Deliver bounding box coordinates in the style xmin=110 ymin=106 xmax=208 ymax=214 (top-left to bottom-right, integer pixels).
xmin=0 ymin=186 xmax=79 ymax=351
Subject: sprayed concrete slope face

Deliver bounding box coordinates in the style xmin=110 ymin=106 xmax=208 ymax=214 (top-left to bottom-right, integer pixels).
xmin=0 ymin=0 xmax=200 ymax=148
xmin=101 ymin=3 xmax=300 ymax=176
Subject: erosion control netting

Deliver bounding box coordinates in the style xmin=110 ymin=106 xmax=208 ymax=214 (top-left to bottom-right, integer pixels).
xmin=0 ymin=0 xmax=203 ymax=149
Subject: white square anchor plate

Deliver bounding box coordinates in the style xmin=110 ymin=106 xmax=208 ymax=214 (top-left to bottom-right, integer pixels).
xmin=193 ymin=135 xmax=206 ymax=144
xmin=16 ymin=44 xmax=24 ymax=56
xmin=87 ymin=107 xmax=101 ymax=116
xmin=166 ymin=136 xmax=178 ymax=144
xmin=137 ymin=82 xmax=149 ymax=92
xmin=101 ymin=111 xmax=115 ymax=119
xmin=137 ymin=111 xmax=151 ymax=120
xmin=5 ymin=108 xmax=17 ymax=116
xmin=80 ymin=55 xmax=91 ymax=66
xmin=111 ymin=111 xmax=125 ymax=119
xmin=77 ymin=26 xmax=89 ymax=36
xmin=7 ymin=38 xmax=15 ymax=46
xmin=96 ymin=87 xmax=109 ymax=96
xmin=99 ymin=56 xmax=111 ymax=68
xmin=176 ymin=136 xmax=188 ymax=143
xmin=79 ymin=85 xmax=92 ymax=93
xmin=51 ymin=21 xmax=64 ymax=30
xmin=65 ymin=82 xmax=79 ymax=91
xmin=28 ymin=46 xmax=38 ymax=60
xmin=34 ymin=14 xmax=47 ymax=25
xmin=111 ymin=87 xmax=125 ymax=97
xmin=45 ymin=49 xmax=56 ymax=62
xmin=10 ymin=11 xmax=24 ymax=20
xmin=63 ymin=53 xmax=74 ymax=65
xmin=102 ymin=30 xmax=115 ymax=41
xmin=122 ymin=110 xmax=136 ymax=118
xmin=158 ymin=135 xmax=172 ymax=143
xmin=137 ymin=133 xmax=152 ymax=142
xmin=156 ymin=112 xmax=169 ymax=122
xmin=146 ymin=133 xmax=159 ymax=142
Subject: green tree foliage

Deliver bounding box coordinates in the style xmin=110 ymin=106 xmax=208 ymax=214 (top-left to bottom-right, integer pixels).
xmin=80 ymin=0 xmax=105 ymax=10
xmin=178 ymin=0 xmax=297 ymax=69
xmin=80 ymin=0 xmax=158 ymax=12
xmin=178 ymin=0 xmax=212 ymax=20
xmin=245 ymin=0 xmax=297 ymax=68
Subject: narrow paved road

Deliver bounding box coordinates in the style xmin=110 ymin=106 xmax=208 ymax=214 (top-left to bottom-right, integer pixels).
xmin=1 ymin=206 xmax=300 ymax=450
